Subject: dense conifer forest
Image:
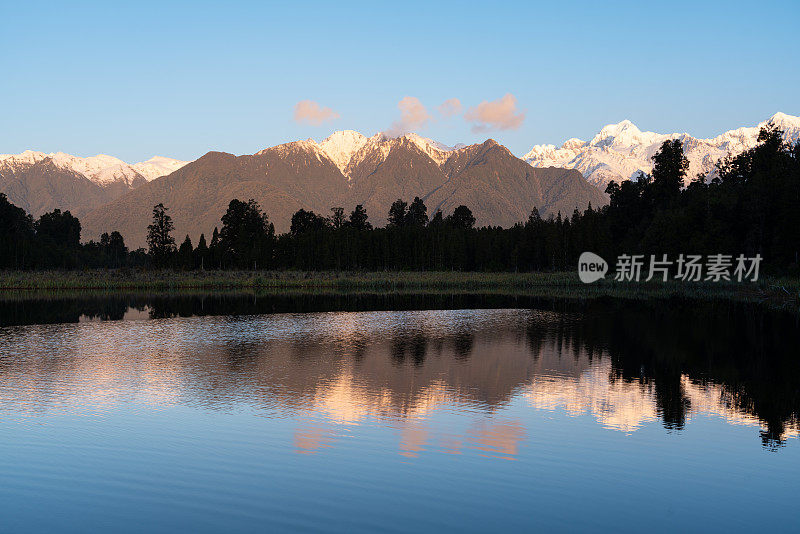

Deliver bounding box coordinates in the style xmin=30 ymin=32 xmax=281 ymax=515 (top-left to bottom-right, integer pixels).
xmin=2 ymin=126 xmax=798 ymax=274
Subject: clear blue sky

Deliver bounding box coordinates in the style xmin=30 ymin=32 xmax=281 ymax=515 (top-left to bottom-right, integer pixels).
xmin=2 ymin=0 xmax=798 ymax=162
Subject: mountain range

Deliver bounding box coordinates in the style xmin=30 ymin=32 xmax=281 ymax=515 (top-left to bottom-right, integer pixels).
xmin=2 ymin=112 xmax=797 ymax=248
xmin=524 ymin=112 xmax=800 ymax=186
xmin=0 ymin=150 xmax=187 ymax=217
xmin=81 ymin=133 xmax=604 ymax=248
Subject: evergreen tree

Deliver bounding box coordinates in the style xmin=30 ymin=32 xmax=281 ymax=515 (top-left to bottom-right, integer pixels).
xmin=0 ymin=193 xmax=34 ymax=269
xmin=219 ymin=199 xmax=275 ymax=269
xmin=388 ymin=199 xmax=408 ymax=227
xmin=100 ymin=231 xmax=127 ymax=267
xmin=348 ymin=205 xmax=372 ymax=230
xmin=449 ymin=205 xmax=475 ymax=229
xmin=290 ymin=209 xmax=328 ymax=235
xmin=406 ymin=197 xmax=428 ymax=227
xmin=209 ymin=227 xmax=220 ymax=268
xmin=178 ymin=235 xmax=194 ymax=270
xmin=36 ymin=209 xmax=81 ymax=247
xmin=650 ymin=139 xmax=688 ymax=206
xmin=146 ymin=203 xmax=176 ymax=268
xmin=35 ymin=209 xmax=82 ymax=267
xmin=330 ymin=207 xmax=345 ymax=229
xmin=195 ymin=233 xmax=209 ymax=269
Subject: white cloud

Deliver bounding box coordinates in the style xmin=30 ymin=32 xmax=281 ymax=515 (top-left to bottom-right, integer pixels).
xmin=294 ymin=100 xmax=340 ymax=125
xmin=464 ymin=93 xmax=524 ymax=133
xmin=387 ymin=96 xmax=431 ymax=136
xmin=438 ymin=98 xmax=462 ymax=118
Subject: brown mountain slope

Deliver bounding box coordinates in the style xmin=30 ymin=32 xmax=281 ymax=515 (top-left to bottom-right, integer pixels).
xmin=83 ymin=136 xmax=608 ymax=248
xmin=536 ymin=166 xmax=607 ymax=217
xmin=344 ymin=137 xmax=451 ymax=227
xmin=82 ymin=143 xmax=348 ymax=247
xmin=432 ymin=140 xmax=547 ymax=227
xmin=432 ymin=140 xmax=606 ymax=226
xmin=0 ymin=160 xmax=115 ymax=218
xmin=345 ymin=138 xmax=606 ymax=228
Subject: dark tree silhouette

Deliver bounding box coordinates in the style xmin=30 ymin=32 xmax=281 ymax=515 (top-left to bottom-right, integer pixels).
xmin=178 ymin=235 xmax=194 ymax=270
xmin=195 ymin=233 xmax=209 ymax=269
xmin=146 ymin=203 xmax=176 ymax=267
xmin=388 ymin=199 xmax=408 ymax=227
xmin=100 ymin=231 xmax=128 ymax=267
xmin=219 ymin=199 xmax=275 ymax=269
xmin=449 ymin=205 xmax=476 ymax=229
xmin=348 ymin=204 xmax=371 ymax=230
xmin=0 ymin=193 xmax=34 ymax=269
xmin=406 ymin=197 xmax=428 ymax=227
xmin=649 ymin=139 xmax=689 ymax=207
xmin=36 ymin=209 xmax=81 ymax=248
xmin=290 ymin=209 xmax=328 ymax=235
xmin=330 ymin=207 xmax=345 ymax=229
xmin=209 ymin=227 xmax=221 ymax=268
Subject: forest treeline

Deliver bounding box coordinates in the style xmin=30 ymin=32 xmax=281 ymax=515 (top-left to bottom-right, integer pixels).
xmin=2 ymin=125 xmax=798 ymax=273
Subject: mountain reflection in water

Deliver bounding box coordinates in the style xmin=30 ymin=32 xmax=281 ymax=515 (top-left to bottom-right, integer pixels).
xmin=1 ymin=299 xmax=798 ymax=452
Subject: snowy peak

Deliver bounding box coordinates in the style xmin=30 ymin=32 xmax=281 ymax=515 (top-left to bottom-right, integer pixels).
xmin=132 ymin=156 xmax=190 ymax=182
xmin=403 ymin=133 xmax=456 ymax=165
xmin=52 ymin=153 xmax=136 ymax=186
xmin=524 ymin=112 xmax=800 ymax=187
xmin=252 ymin=130 xmax=468 ymax=180
xmin=589 ymin=120 xmax=669 ymax=151
xmin=768 ymin=112 xmax=800 ymax=128
xmin=562 ymin=138 xmax=584 ymax=150
xmin=0 ymin=150 xmax=189 ymax=188
xmin=269 ymin=130 xmax=466 ymax=180
xmin=0 ymin=150 xmax=49 ymax=166
xmin=344 ymin=133 xmax=393 ymax=178
xmin=593 ymin=119 xmax=641 ymax=140
xmin=318 ymin=130 xmax=368 ymax=174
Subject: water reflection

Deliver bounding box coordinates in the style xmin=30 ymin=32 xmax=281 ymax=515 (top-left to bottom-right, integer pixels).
xmin=1 ymin=302 xmax=797 ymax=453
xmin=0 ymin=291 xmax=558 ymax=327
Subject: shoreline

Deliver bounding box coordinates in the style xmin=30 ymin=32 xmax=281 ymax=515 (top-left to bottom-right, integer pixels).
xmin=0 ymin=270 xmax=797 ymax=307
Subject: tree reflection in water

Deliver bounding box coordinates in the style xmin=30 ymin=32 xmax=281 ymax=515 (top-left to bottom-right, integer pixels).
xmin=0 ymin=293 xmax=798 ymax=451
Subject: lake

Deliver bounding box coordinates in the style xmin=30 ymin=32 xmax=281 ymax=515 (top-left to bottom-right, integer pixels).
xmin=1 ymin=293 xmax=798 ymax=532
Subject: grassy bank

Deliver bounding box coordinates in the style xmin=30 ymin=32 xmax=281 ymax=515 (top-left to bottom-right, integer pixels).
xmin=0 ymin=270 xmax=798 ymax=306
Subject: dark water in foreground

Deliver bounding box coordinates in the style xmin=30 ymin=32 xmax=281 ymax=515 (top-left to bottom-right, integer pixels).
xmin=0 ymin=293 xmax=799 ymax=532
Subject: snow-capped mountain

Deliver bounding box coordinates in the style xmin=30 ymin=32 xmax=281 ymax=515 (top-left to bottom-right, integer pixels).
xmin=83 ymin=133 xmax=605 ymax=247
xmin=272 ymin=131 xmax=465 ymax=180
xmin=523 ymin=112 xmax=800 ymax=187
xmin=317 ymin=130 xmax=369 ymax=174
xmin=0 ymin=150 xmax=188 ymax=188
xmin=133 ymin=156 xmax=190 ymax=182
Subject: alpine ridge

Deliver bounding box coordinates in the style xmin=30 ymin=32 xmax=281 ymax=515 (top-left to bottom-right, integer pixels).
xmin=0 ymin=150 xmax=188 ymax=216
xmin=81 ymin=133 xmax=605 ymax=248
xmin=6 ymin=113 xmax=797 ymax=247
xmin=523 ymin=112 xmax=800 ymax=186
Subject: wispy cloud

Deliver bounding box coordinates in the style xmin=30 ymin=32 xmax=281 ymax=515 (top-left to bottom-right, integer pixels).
xmin=293 ymin=100 xmax=340 ymax=125
xmin=387 ymin=96 xmax=431 ymax=137
xmin=438 ymin=98 xmax=462 ymax=118
xmin=464 ymin=93 xmax=524 ymax=133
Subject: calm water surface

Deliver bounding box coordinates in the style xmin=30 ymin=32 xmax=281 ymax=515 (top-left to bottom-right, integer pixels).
xmin=1 ymin=295 xmax=799 ymax=532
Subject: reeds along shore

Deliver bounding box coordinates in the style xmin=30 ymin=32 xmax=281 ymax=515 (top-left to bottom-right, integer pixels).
xmin=1 ymin=270 xmax=579 ymax=290
xmin=0 ymin=270 xmax=797 ymax=306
